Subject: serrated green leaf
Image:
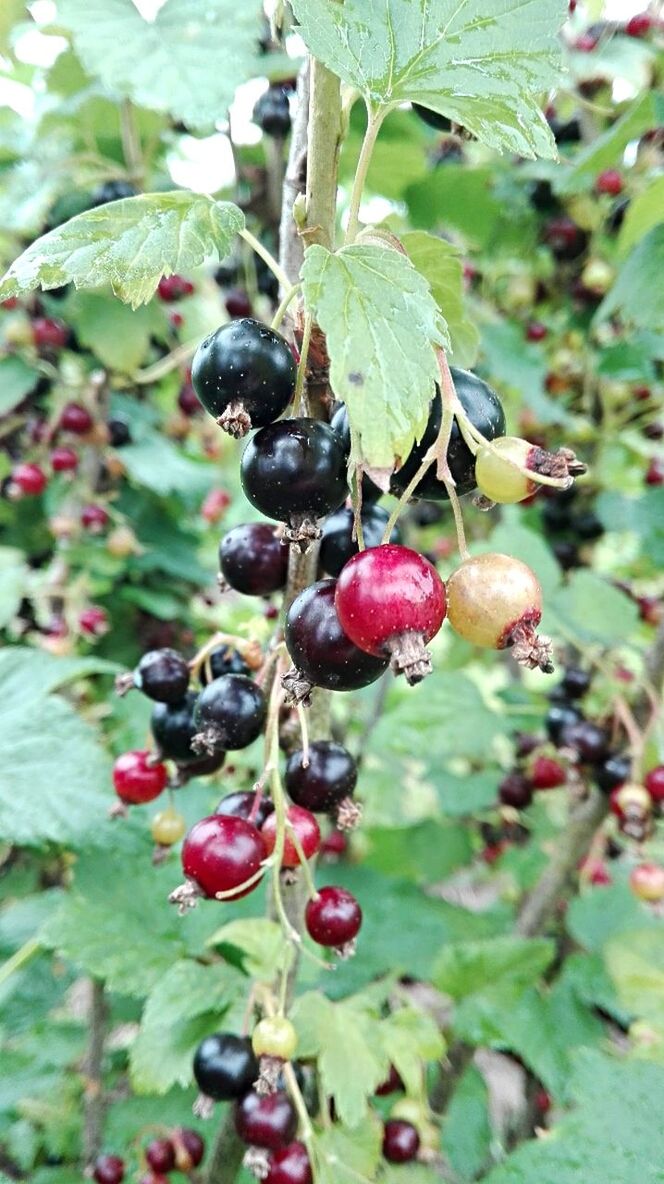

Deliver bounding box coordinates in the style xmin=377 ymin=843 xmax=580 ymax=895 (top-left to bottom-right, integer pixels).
xmin=364 ymin=821 xmax=473 ymax=885
xmin=0 ymin=192 xmax=244 ymax=308
xmin=63 ymin=291 xmax=165 ymax=373
xmin=619 ymin=175 xmax=664 ymax=257
xmin=443 ymin=1064 xmax=491 ymax=1181
xmin=567 ymin=882 xmax=659 ymax=955
xmin=550 ymin=571 xmax=639 ymax=646
xmin=381 ymin=1009 xmax=445 ymax=1096
xmin=57 ymin=0 xmax=260 ymax=129
xmin=291 ymin=0 xmax=564 ymax=159
xmin=595 ymin=225 xmax=664 ymax=333
xmin=206 ymin=918 xmax=285 ymax=980
xmin=130 ymin=959 xmax=245 ymax=1093
xmin=402 ymin=231 xmax=479 ymax=367
xmin=433 ymin=937 xmax=555 ymax=1000
xmin=0 ymin=355 xmax=40 ymax=416
xmin=120 ymin=435 xmax=214 ymax=495
xmin=315 ymin=1119 xmax=383 ymax=1184
xmin=605 ymin=929 xmax=664 ymax=1028
xmin=301 ymin=242 xmax=445 ymax=467
xmin=0 ymin=547 xmax=28 ymax=629
xmin=292 ymin=993 xmax=389 ymax=1126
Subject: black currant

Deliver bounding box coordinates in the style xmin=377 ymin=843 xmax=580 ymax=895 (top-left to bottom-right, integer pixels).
xmin=219 ymin=522 xmax=288 ymax=596
xmin=561 ymin=667 xmax=591 ymax=699
xmin=216 ymin=790 xmax=274 ymax=830
xmin=412 ymin=103 xmax=452 ymax=131
xmin=573 ymin=511 xmax=604 ymax=541
xmin=89 ymin=180 xmax=138 ymax=207
xmin=253 ymin=87 xmax=291 ymax=137
xmin=498 ymin=772 xmax=533 ymax=809
xmin=595 ymin=752 xmax=631 ymax=793
xmin=284 ymin=578 xmax=388 ymax=700
xmin=285 ymin=741 xmax=357 ymax=813
xmin=542 ymin=500 xmax=573 ymax=534
xmin=199 ymin=645 xmax=250 ymax=685
xmin=192 ymin=318 xmax=296 ymax=437
xmin=151 ymin=692 xmax=200 ymax=763
xmin=545 ymin=702 xmax=583 ymax=745
xmin=390 ymin=368 xmax=506 ymax=501
xmin=129 ymin=648 xmax=190 ymax=703
xmin=409 ymin=500 xmax=445 ymax=526
xmin=330 ymin=405 xmax=382 ymax=504
xmin=193 ymin=674 xmax=266 ymax=754
xmin=320 ymin=505 xmax=401 ymax=578
xmin=241 ymin=419 xmax=347 ymax=542
xmin=108 ymin=417 xmax=132 ymax=447
xmin=561 ymin=720 xmax=610 ymax=764
xmin=193 ymin=1033 xmax=258 ymax=1102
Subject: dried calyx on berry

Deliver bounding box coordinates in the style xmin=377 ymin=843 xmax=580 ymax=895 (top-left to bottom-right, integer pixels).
xmin=251 ymin=1017 xmax=298 ymax=1095
xmin=475 ymin=436 xmax=586 ymax=506
xmin=285 ymin=740 xmax=359 ymax=828
xmin=192 ymin=318 xmax=296 ymax=438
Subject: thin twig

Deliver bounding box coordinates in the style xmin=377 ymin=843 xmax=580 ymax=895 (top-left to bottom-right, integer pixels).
xmin=82 ymin=979 xmax=107 ymax=1168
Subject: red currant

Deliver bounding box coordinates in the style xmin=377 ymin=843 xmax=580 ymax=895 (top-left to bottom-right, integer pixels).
xmin=79 ymin=606 xmax=109 ymax=636
xmin=582 ymin=858 xmax=612 ymax=887
xmin=595 ymin=168 xmax=623 ymax=196
xmin=145 ymin=1139 xmax=175 ymax=1174
xmin=320 ymin=830 xmax=348 ymax=860
xmin=59 ymin=401 xmax=93 ymax=434
xmin=81 ymin=504 xmax=110 ymax=532
xmin=235 ymin=1090 xmax=297 ymax=1149
xmin=225 ymin=289 xmax=253 ymax=318
xmin=10 ymin=462 xmax=47 ymax=497
xmin=172 ymin=1128 xmax=205 ymax=1171
xmin=178 ymin=380 xmax=201 ymax=416
xmin=498 ymin=772 xmax=533 ymax=809
xmin=219 ymin=522 xmax=288 ymax=596
xmin=574 ymin=32 xmax=599 ymax=52
xmin=630 ymin=862 xmax=664 ymax=902
xmin=320 ymin=505 xmax=401 ymax=578
xmin=182 ymin=814 xmax=264 ymax=900
xmin=626 ymin=12 xmax=653 ymax=36
xmin=305 ymin=886 xmax=362 ymax=950
xmin=261 ymin=805 xmax=320 ymax=868
xmin=201 ymin=487 xmax=231 ymax=522
xmin=335 ymin=544 xmax=446 ymax=684
xmin=113 ymin=750 xmax=168 ymax=804
xmin=525 ymin=321 xmax=548 ymax=342
xmin=265 ymin=1142 xmax=312 ymax=1184
xmin=375 ymin=1065 xmax=404 ymax=1096
xmin=644 ymin=766 xmax=664 ymax=804
xmin=50 ymin=446 xmax=79 ymax=472
xmin=93 ymin=1156 xmax=125 ymax=1184
xmin=32 ymin=315 xmax=69 ymax=350
xmin=382 ymin=1119 xmax=420 ymax=1164
xmin=645 ymin=458 xmax=663 ymax=486
xmin=531 ymin=755 xmax=566 ymax=790
xmin=446 ymin=553 xmax=552 ymax=671
xmin=157 ymin=274 xmax=195 ymax=301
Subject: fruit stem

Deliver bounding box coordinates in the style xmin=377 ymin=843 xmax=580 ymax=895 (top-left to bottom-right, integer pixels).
xmin=133 ymin=338 xmax=198 ymax=385
xmin=345 ymin=104 xmax=388 ymax=244
xmin=0 ymin=936 xmax=41 ymax=987
xmin=294 ymin=310 xmax=314 ymax=411
xmin=239 ymin=228 xmax=291 ymax=293
xmin=349 ymin=425 xmax=366 ymax=551
xmin=82 ymin=978 xmax=108 ymax=1167
xmin=271 ymin=282 xmax=302 ymax=332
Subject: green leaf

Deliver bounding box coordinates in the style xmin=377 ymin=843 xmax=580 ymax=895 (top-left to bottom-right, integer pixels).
xmin=483 ymin=1051 xmax=664 ymax=1184
xmin=292 ymin=993 xmax=388 ymax=1126
xmin=130 ymin=959 xmax=245 ymax=1093
xmin=0 ymin=355 xmax=40 ymax=416
xmin=301 ymin=242 xmax=445 ymax=468
xmin=57 ymin=0 xmax=260 ymax=129
xmin=485 ymin=522 xmax=562 ymax=602
xmin=549 ymin=571 xmax=639 ymax=646
xmin=433 ymin=937 xmax=555 ymax=1001
xmin=381 ymin=1008 xmax=445 ymax=1096
xmin=291 ymin=0 xmax=565 ymax=159
xmin=206 ymin=918 xmax=285 ymax=980
xmin=120 ymin=435 xmax=213 ymax=496
xmin=619 ymin=174 xmax=664 ymax=257
xmin=314 ymin=1119 xmax=383 ymax=1184
xmin=0 ymin=547 xmax=28 ymax=629
xmin=0 ymin=0 xmax=26 ymax=55
xmin=431 ymin=770 xmax=499 ymax=818
xmin=480 ymin=321 xmax=572 ymax=426
xmin=0 ymin=192 xmax=244 ymax=308
xmin=402 ymin=232 xmax=479 ymax=367
xmin=364 ymin=821 xmax=473 ymax=885
xmin=63 ymin=291 xmax=165 ymax=373
xmin=595 ymin=225 xmax=664 ymax=333
xmin=443 ymin=1064 xmax=491 ymax=1181
xmin=557 ymin=92 xmax=664 ymax=195
xmin=605 ymin=929 xmax=664 ymax=1028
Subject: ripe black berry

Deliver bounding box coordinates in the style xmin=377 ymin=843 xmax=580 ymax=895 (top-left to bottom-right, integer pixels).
xmin=330 ymin=405 xmax=382 ymax=504
xmin=595 ymin=753 xmax=631 ymax=793
xmin=192 ymin=318 xmax=296 ymax=437
xmin=253 ymin=87 xmax=291 ymax=137
xmin=390 ymin=368 xmax=506 ymax=501
xmin=561 ymin=720 xmax=610 ymax=763
xmin=320 ymin=504 xmax=401 ymax=578
xmin=545 ymin=702 xmax=583 ymax=745
xmin=216 ymin=790 xmax=274 ymax=829
xmin=108 ymin=416 xmax=132 ymax=447
xmin=285 ymin=741 xmax=357 ymax=813
xmin=235 ymin=1090 xmax=297 ymax=1149
xmin=90 ymin=180 xmax=138 ymax=207
xmin=412 ymin=103 xmax=452 ymax=131
xmin=219 ymin=522 xmax=288 ymax=596
xmin=241 ymin=419 xmax=347 ymax=542
xmin=561 ymin=667 xmax=591 ymax=699
xmin=151 ymin=691 xmax=199 ymax=762
xmin=193 ymin=1033 xmax=259 ymax=1101
xmin=199 ymin=645 xmax=249 ymax=684
xmin=193 ymin=674 xmax=266 ymax=754
xmin=126 ymin=648 xmax=190 ymax=703
xmin=498 ymin=772 xmax=533 ymax=809
xmin=284 ymin=579 xmax=388 ymax=701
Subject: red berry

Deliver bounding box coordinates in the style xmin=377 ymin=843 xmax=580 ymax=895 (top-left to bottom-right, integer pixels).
xmin=1 ymin=295 xmax=19 ymax=309
xmin=235 ymin=1090 xmax=297 ymax=1149
xmin=382 ymin=1120 xmax=420 ymax=1164
xmin=93 ymin=1156 xmax=125 ymax=1184
xmin=113 ymin=750 xmax=168 ymax=804
xmin=157 ymin=274 xmax=195 ymax=302
xmin=32 ymin=315 xmax=69 ymax=350
xmin=320 ymin=830 xmax=347 ymax=860
xmin=626 ymin=12 xmax=653 ymax=36
xmin=305 ymin=886 xmax=362 ymax=949
xmin=574 ymin=32 xmax=598 ymax=51
xmin=335 ymin=544 xmax=446 ymax=685
xmin=145 ymin=1139 xmax=175 ymax=1174
xmin=582 ymin=858 xmax=612 ymax=886
xmin=261 ymin=805 xmax=320 ymax=868
xmin=178 ymin=380 xmax=201 ymax=416
xmin=376 ymin=1065 xmax=404 ymax=1096
xmin=79 ymin=606 xmax=109 ymax=636
xmin=645 ymin=458 xmax=664 ymax=486
xmin=531 ymin=755 xmax=566 ymax=790
xmin=644 ymin=766 xmax=664 ymax=804
xmin=60 ymin=401 xmax=93 ymax=434
xmin=182 ymin=814 xmax=265 ymax=899
xmin=525 ymin=321 xmax=548 ymax=342
xmin=45 ymin=615 xmax=68 ymax=638
xmin=225 ymin=289 xmax=253 ymax=318
xmin=535 ymin=1089 xmax=551 ymax=1113
xmin=169 ymin=311 xmax=184 ymax=330
xmin=637 ymin=595 xmax=662 ymax=626
xmin=50 ymin=446 xmax=79 ymax=472
xmin=201 ymin=487 xmax=231 ymax=523
xmin=595 ymin=168 xmax=623 ymax=196
xmin=265 ymin=1142 xmax=312 ymax=1184
xmin=10 ymin=462 xmax=47 ymax=496
xmin=81 ymin=504 xmax=110 ymax=532
xmin=172 ymin=1128 xmax=205 ymax=1171
xmin=630 ymin=862 xmax=664 ymax=902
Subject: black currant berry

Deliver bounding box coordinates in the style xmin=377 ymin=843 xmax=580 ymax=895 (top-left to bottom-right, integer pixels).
xmin=320 ymin=505 xmax=401 ymax=578
xmin=561 ymin=720 xmax=610 ymax=764
xmin=241 ymin=419 xmax=347 ymax=544
xmin=151 ymin=692 xmax=199 ymax=763
xmin=390 ymin=368 xmax=506 ymax=501
xmin=124 ymin=648 xmax=190 ymax=703
xmin=330 ymin=405 xmax=382 ymax=504
xmin=412 ymin=103 xmax=452 ymax=131
xmin=545 ymin=702 xmax=583 ymax=745
xmin=253 ymin=87 xmax=291 ymax=137
xmin=595 ymin=753 xmax=631 ymax=793
xmin=498 ymin=772 xmax=533 ymax=809
xmin=285 ymin=741 xmax=357 ymax=813
xmin=192 ymin=318 xmax=296 ymax=437
xmin=219 ymin=523 xmax=288 ymax=596
xmin=199 ymin=645 xmax=250 ymax=684
xmin=284 ymin=579 xmax=388 ymax=702
xmin=561 ymin=667 xmax=591 ymax=700
xmin=193 ymin=674 xmax=266 ymax=754
xmin=216 ymin=790 xmax=274 ymax=830
xmin=193 ymin=1033 xmax=258 ymax=1102
xmin=108 ymin=417 xmax=132 ymax=447
xmin=89 ymin=180 xmax=138 ymax=207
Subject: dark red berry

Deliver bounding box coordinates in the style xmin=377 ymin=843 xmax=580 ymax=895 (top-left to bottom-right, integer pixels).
xmin=285 ymin=741 xmax=357 ymax=813
xmin=134 ymin=649 xmax=191 ymax=703
xmin=93 ymin=1156 xmax=125 ymax=1184
xmin=79 ymin=605 xmax=109 ymax=636
xmin=645 ymin=458 xmax=664 ymax=486
xmin=626 ymin=12 xmax=653 ymax=36
xmin=172 ymin=1128 xmax=205 ymax=1171
xmin=574 ymin=32 xmax=598 ymax=51
xmin=561 ymin=720 xmax=609 ymax=763
xmin=145 ymin=1139 xmax=175 ymax=1174
xmin=376 ymin=1065 xmax=404 ymax=1096
xmin=383 ymin=1120 xmax=420 ymax=1164
xmin=525 ymin=321 xmax=548 ymax=342
xmin=320 ymin=830 xmax=348 ymax=860
xmin=644 ymin=765 xmax=664 ymax=804
xmin=219 ymin=522 xmax=288 ymax=596
xmin=182 ymin=814 xmax=264 ymax=899
xmin=335 ymin=545 xmax=446 ymax=684
xmin=193 ymin=1032 xmax=259 ymax=1100
xmin=265 ymin=1142 xmax=312 ymax=1184
xmin=157 ymin=274 xmax=194 ymax=302
xmin=499 ymin=772 xmax=533 ymax=809
xmin=178 ymin=380 xmax=201 ymax=416
xmin=201 ymin=487 xmax=231 ymax=523
xmin=514 ymin=732 xmax=542 ymax=758
xmin=531 ymin=756 xmax=566 ymax=790
xmin=235 ymin=1090 xmax=297 ymax=1149
xmin=33 ymin=316 xmax=69 ymax=350
xmin=192 ymin=318 xmax=296 ymax=436
xmin=261 ymin=805 xmax=320 ymax=868
xmin=305 ymin=886 xmax=362 ymax=948
xmin=216 ymin=790 xmax=274 ymax=830
xmin=595 ymin=753 xmax=631 ymax=793
xmin=10 ymin=462 xmax=47 ymax=496
xmin=224 ymin=289 xmax=253 ymax=318
xmin=81 ymin=504 xmax=110 ymax=532
xmin=193 ymin=674 xmax=266 ymax=753
xmin=59 ymin=401 xmax=93 ymax=434
xmin=544 ymin=217 xmax=587 ymax=260
xmin=241 ymin=418 xmax=347 ymax=529
xmin=595 ymin=168 xmax=623 ymax=196
xmin=50 ymin=446 xmax=79 ymax=472
xmin=285 ymin=579 xmax=388 ymax=695
xmin=113 ymin=750 xmax=168 ymax=804
xmin=320 ymin=505 xmax=402 ymax=578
